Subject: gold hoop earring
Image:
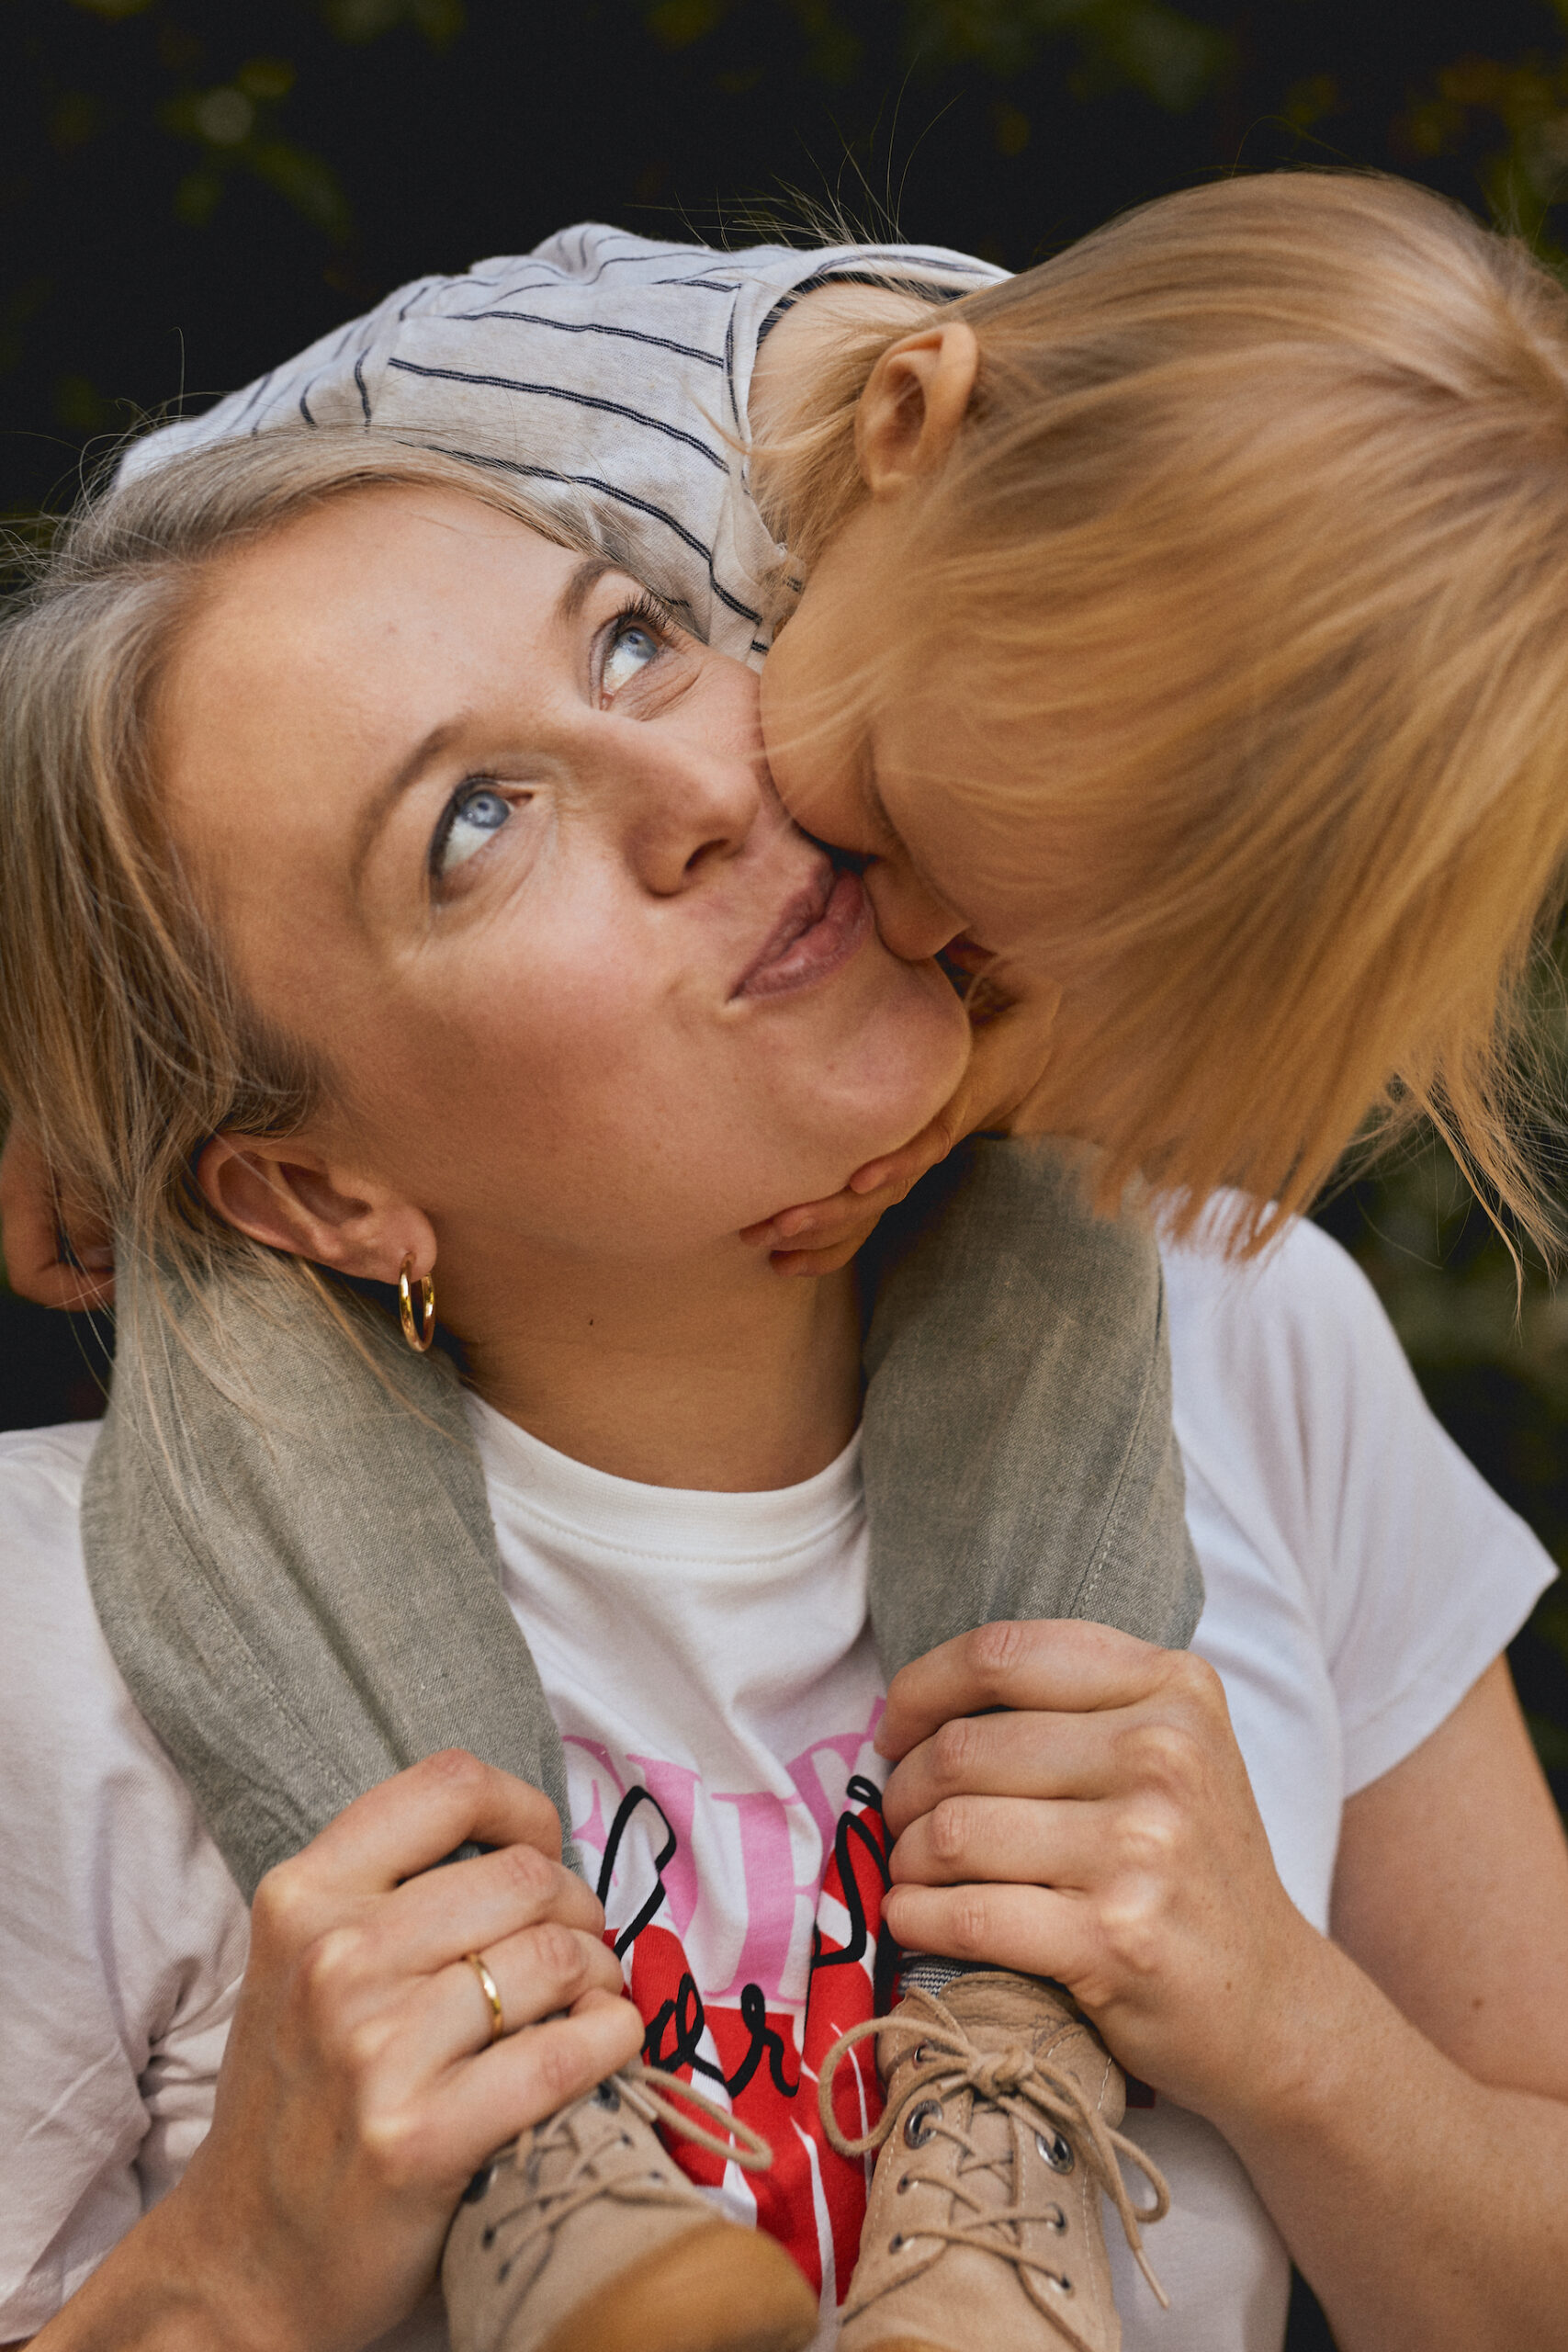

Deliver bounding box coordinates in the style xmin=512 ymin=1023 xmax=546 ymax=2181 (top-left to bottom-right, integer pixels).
xmin=399 ymin=1256 xmax=435 ymax=1352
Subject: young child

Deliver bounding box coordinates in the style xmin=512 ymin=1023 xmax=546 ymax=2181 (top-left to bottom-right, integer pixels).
xmin=9 ymin=166 xmax=1568 ymax=2352
xmin=745 ymin=168 xmax=1568 ymax=1272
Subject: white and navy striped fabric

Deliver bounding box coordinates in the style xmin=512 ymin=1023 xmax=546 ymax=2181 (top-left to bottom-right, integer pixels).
xmin=120 ymin=224 xmax=1004 ymax=667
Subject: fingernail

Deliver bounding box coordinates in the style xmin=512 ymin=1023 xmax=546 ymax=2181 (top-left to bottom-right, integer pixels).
xmin=773 ymin=1209 xmax=813 ymax=1239
xmin=850 ymin=1163 xmax=889 ymax=1195
xmin=79 ymin=1248 xmax=115 ymax=1271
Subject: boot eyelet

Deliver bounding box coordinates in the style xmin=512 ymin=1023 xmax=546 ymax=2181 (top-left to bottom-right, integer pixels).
xmin=904 ymin=2098 xmax=942 ymax=2149
xmin=1037 ymin=2128 xmax=1075 ymax=2174
xmin=1044 ymin=2203 xmax=1066 ymax=2232
xmin=911 ymin=2041 xmax=930 ymax=2066
xmin=1050 ymin=2274 xmax=1074 ymax=2296
xmin=897 ymin=2173 xmax=912 ymax=2194
xmin=461 ymin=2161 xmax=495 ymax=2204
xmin=889 ymin=2233 xmax=905 ymax=2253
xmin=594 ymin=2080 xmax=622 ymax=2110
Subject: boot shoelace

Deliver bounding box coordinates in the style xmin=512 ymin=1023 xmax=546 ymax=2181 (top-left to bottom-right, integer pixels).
xmin=818 ymin=1988 xmax=1170 ymax=2320
xmin=479 ymin=2061 xmax=773 ymax=2283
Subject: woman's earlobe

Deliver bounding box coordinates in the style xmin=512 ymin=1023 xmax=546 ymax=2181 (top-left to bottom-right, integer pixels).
xmin=855 ymin=321 xmax=981 ymax=498
xmin=197 ymin=1133 xmax=434 ymax=1284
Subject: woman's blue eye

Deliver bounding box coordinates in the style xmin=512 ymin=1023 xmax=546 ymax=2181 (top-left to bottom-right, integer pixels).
xmin=435 ymin=785 xmax=511 ymax=876
xmin=603 ymin=617 xmax=661 ymax=697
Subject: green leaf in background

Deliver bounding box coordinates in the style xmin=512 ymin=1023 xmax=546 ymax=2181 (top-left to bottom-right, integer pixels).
xmin=646 ymin=0 xmax=731 ymax=49
xmin=907 ymin=0 xmax=1228 ymax=111
xmin=319 ymin=0 xmax=467 ymax=46
xmin=1529 ymin=1708 xmax=1568 ymax=1770
xmin=1400 ymin=54 xmax=1568 ymax=256
xmin=162 ymin=77 xmax=354 ymax=245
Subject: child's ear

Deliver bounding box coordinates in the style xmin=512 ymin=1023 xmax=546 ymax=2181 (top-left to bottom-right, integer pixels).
xmin=855 ymin=320 xmax=980 ymax=498
xmin=196 ymin=1133 xmax=435 ymax=1287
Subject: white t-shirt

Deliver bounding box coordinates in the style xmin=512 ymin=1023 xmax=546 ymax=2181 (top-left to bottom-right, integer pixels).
xmin=0 ymin=1221 xmax=1552 ymax=2348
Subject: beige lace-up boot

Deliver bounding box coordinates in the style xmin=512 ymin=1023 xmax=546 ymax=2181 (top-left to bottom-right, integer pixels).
xmin=818 ymin=1973 xmax=1170 ymax=2352
xmin=443 ymin=2062 xmax=818 ymax=2352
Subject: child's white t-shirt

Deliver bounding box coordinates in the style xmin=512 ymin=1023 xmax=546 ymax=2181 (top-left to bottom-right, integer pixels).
xmin=0 ymin=1219 xmax=1552 ymax=2351
xmin=118 ymin=221 xmax=1004 ymax=666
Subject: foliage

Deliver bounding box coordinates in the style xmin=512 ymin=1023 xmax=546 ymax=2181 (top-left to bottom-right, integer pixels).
xmin=55 ymin=0 xmax=467 ymax=251
xmin=1400 ymin=40 xmax=1568 ymax=256
xmin=903 ymin=0 xmax=1229 ymax=111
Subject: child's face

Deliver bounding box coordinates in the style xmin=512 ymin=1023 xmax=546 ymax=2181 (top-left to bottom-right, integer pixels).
xmin=760 ymin=509 xmax=1044 ymax=971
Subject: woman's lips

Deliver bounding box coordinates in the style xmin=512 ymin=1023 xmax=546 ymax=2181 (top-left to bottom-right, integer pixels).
xmin=731 ymin=868 xmax=873 ymax=1000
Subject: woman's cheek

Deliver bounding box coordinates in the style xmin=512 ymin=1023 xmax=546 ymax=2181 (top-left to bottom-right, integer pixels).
xmin=489 ymin=1031 xmax=798 ymax=1243
xmin=434 ymin=938 xmax=963 ymax=1244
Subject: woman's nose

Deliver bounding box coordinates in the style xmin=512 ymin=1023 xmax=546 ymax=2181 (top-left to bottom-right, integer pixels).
xmin=626 ymin=739 xmax=769 ymax=895
xmin=863 ymin=850 xmax=963 ymax=960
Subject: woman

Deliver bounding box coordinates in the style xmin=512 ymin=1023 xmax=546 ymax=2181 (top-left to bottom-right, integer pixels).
xmin=0 ymin=433 xmax=1565 ymax=2352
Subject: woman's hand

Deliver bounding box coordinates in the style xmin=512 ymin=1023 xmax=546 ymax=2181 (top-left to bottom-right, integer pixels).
xmin=742 ymin=954 xmax=1062 ymax=1277
xmin=881 ymin=1632 xmax=1568 ymax=2352
xmin=0 ymin=1121 xmax=115 ymax=1309
xmin=875 ymin=1620 xmax=1322 ymax=2120
xmin=41 ymin=1751 xmax=642 ymax=2352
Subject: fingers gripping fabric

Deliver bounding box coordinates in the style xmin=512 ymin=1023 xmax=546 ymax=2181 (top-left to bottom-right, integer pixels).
xmin=81 ymin=1142 xmax=1198 ymax=1912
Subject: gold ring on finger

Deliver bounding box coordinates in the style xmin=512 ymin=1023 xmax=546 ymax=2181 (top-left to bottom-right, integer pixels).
xmin=463 ymin=1950 xmax=505 ymax=2046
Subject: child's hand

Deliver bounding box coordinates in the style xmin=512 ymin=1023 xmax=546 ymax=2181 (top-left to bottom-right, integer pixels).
xmin=874 ymin=1620 xmax=1320 ymax=2125
xmin=0 ymin=1120 xmax=116 ymax=1309
xmin=742 ymin=957 xmax=1062 ymax=1277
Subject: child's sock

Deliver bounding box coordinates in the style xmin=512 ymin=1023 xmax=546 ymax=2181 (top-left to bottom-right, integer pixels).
xmin=895 ymin=1953 xmax=993 ymax=1999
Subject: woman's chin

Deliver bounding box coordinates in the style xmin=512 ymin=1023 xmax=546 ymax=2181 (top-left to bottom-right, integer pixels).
xmin=838 ymin=968 xmax=972 ymax=1136
xmin=792 ymin=1055 xmax=969 ymax=1193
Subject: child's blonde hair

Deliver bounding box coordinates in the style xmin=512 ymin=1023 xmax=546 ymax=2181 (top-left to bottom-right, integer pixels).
xmin=761 ymin=170 xmax=1568 ymax=1253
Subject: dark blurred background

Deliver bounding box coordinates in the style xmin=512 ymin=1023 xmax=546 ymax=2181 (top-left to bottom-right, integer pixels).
xmin=6 ymin=10 xmax=1568 ymax=2339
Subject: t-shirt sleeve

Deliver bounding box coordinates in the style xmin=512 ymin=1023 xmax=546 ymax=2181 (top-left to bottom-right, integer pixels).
xmin=113 ymin=227 xmax=776 ymax=658
xmin=0 ymin=1428 xmax=248 ymax=2337
xmin=1170 ymin=1217 xmax=1557 ymax=1797
xmin=1300 ymin=1231 xmax=1556 ymax=1790
xmin=113 ymin=223 xmax=1006 ymax=670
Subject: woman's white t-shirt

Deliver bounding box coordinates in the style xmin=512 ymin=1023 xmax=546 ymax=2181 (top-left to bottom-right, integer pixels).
xmin=0 ymin=1221 xmax=1553 ymax=2348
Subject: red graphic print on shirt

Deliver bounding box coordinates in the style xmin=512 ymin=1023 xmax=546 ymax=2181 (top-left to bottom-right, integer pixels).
xmin=568 ymin=1718 xmax=898 ymax=2305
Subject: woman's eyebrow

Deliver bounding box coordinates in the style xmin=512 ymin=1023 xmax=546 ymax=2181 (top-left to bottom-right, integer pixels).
xmin=348 ymin=557 xmax=620 ymax=896
xmin=349 ymin=716 xmax=466 ymax=896
xmin=559 ymin=552 xmax=621 ymax=620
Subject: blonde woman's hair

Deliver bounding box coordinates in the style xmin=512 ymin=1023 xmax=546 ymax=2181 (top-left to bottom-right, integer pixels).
xmin=760 ymin=169 xmax=1568 ymax=1254
xmin=0 ymin=432 xmax=594 ymax=1374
